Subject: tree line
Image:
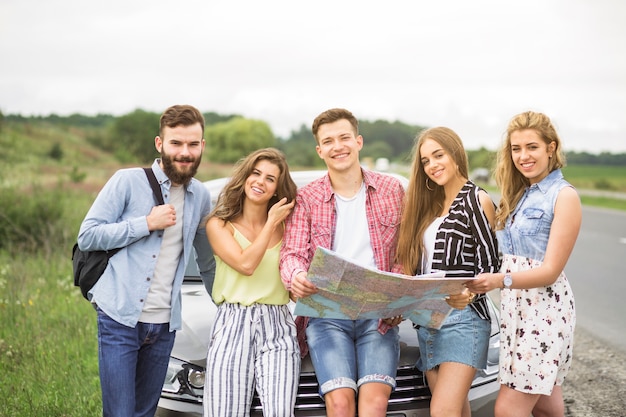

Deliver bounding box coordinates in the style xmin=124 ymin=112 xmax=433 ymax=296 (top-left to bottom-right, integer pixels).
xmin=2 ymin=109 xmax=624 ymax=168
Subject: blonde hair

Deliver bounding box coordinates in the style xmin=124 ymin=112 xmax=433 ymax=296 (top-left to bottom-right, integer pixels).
xmin=396 ymin=127 xmax=469 ymax=275
xmin=494 ymin=111 xmax=565 ymax=229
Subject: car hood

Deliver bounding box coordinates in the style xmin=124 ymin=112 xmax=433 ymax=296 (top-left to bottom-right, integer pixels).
xmin=173 ymin=282 xmax=422 ymax=373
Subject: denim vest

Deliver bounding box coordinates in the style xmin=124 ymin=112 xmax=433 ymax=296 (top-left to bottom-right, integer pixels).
xmin=497 ymin=169 xmax=573 ymax=261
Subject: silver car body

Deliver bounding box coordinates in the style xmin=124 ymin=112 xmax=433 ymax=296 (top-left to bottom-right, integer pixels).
xmin=157 ymin=170 xmax=500 ymax=417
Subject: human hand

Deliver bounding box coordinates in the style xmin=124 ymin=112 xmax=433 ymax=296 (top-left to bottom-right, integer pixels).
xmin=147 ymin=204 xmax=176 ymax=231
xmin=445 ymin=288 xmax=475 ymax=310
xmin=267 ymin=198 xmax=295 ymax=227
xmin=465 ymin=273 xmax=498 ymax=294
xmin=290 ymin=271 xmax=318 ymax=299
xmin=382 ymin=315 xmax=404 ymax=327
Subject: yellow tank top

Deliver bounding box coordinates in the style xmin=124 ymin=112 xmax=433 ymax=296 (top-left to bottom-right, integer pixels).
xmin=212 ymin=223 xmax=289 ymax=306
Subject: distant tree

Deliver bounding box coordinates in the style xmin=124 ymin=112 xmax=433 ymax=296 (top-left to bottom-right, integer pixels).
xmin=359 ymin=120 xmax=422 ymax=159
xmin=203 ymin=111 xmax=240 ymax=125
xmin=278 ymin=124 xmax=321 ymax=168
xmin=278 ymin=139 xmax=322 ymax=168
xmin=106 ymin=109 xmax=160 ymax=163
xmin=206 ymin=117 xmax=277 ymax=163
xmin=359 ymin=140 xmax=393 ymax=160
xmin=467 ymin=147 xmax=497 ymax=170
xmin=280 ymin=124 xmax=312 ymax=143
xmin=65 ymin=112 xmax=115 ymax=128
xmin=566 ymin=150 xmax=626 ymax=166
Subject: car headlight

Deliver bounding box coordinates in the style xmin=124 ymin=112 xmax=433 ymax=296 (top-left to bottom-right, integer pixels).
xmin=161 ymin=357 xmax=205 ymax=402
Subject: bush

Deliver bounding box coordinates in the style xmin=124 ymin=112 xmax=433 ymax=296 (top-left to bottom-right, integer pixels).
xmin=594 ymin=178 xmax=617 ymax=191
xmin=69 ymin=166 xmax=87 ymax=183
xmin=0 ymin=183 xmax=85 ymax=255
xmin=48 ymin=142 xmax=64 ymax=160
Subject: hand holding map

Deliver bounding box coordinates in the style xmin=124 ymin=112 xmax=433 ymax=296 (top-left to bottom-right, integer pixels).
xmin=294 ymin=247 xmax=471 ymax=329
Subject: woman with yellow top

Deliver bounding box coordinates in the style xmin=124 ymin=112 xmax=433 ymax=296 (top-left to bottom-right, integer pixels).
xmin=203 ymin=148 xmax=299 ymax=417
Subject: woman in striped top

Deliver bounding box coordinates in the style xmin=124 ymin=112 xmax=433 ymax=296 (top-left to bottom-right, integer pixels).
xmin=396 ymin=127 xmax=500 ymax=417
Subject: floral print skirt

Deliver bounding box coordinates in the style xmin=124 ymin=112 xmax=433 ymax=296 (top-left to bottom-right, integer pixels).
xmin=499 ymin=254 xmax=576 ymax=395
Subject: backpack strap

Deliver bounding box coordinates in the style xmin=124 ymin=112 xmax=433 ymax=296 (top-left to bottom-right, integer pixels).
xmin=143 ymin=167 xmax=165 ymax=205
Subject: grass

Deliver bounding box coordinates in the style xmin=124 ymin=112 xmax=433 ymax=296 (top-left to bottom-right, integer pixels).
xmin=0 ymin=176 xmax=101 ymax=416
xmin=0 ymin=252 xmax=102 ymax=417
xmin=579 ymin=195 xmax=626 ymax=212
xmin=562 ymin=164 xmax=626 ymax=192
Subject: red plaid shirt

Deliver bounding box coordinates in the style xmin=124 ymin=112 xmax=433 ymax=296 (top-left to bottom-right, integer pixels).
xmin=280 ymin=168 xmax=405 ymax=288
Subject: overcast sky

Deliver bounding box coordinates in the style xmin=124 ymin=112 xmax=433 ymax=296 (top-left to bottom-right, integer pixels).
xmin=1 ymin=0 xmax=625 ymax=153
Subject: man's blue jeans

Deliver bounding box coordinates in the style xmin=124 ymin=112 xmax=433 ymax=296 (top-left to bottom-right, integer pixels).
xmin=97 ymin=307 xmax=175 ymax=417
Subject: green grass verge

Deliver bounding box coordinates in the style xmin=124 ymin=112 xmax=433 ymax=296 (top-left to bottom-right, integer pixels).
xmin=0 ymin=252 xmax=102 ymax=417
xmin=580 ymin=195 xmax=626 ymax=212
xmin=562 ymin=164 xmax=626 ymax=192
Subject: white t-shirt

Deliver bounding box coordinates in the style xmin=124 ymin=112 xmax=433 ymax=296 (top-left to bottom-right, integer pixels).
xmin=422 ymin=215 xmax=445 ymax=273
xmin=333 ymin=183 xmax=376 ymax=269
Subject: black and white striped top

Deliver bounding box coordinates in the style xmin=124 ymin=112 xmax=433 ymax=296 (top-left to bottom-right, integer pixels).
xmin=429 ymin=181 xmax=500 ymax=321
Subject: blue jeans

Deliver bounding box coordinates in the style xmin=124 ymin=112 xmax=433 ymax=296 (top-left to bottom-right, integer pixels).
xmin=97 ymin=307 xmax=175 ymax=417
xmin=305 ymin=318 xmax=399 ymax=395
xmin=415 ymin=305 xmax=490 ymax=372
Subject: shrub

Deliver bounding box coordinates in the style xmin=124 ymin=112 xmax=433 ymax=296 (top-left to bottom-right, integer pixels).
xmin=0 ymin=183 xmax=83 ymax=254
xmin=48 ymin=142 xmax=64 ymax=160
xmin=594 ymin=178 xmax=616 ymax=191
xmin=69 ymin=166 xmax=87 ymax=183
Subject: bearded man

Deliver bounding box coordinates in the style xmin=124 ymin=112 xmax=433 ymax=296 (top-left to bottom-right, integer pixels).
xmin=77 ymin=104 xmax=215 ymax=417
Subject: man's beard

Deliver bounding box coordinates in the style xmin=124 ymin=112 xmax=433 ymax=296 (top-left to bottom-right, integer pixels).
xmin=160 ymin=151 xmax=201 ymax=186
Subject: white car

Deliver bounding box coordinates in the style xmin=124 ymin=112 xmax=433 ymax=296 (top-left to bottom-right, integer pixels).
xmin=156 ymin=170 xmax=500 ymax=417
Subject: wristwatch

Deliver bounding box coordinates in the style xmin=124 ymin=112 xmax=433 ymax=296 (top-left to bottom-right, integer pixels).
xmin=502 ymin=273 xmax=513 ymax=289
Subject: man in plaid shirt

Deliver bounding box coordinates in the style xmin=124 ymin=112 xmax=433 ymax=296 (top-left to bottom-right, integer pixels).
xmin=280 ymin=108 xmax=405 ymax=417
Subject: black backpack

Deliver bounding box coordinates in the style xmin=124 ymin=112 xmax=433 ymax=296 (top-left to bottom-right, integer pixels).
xmin=72 ymin=168 xmax=164 ymax=299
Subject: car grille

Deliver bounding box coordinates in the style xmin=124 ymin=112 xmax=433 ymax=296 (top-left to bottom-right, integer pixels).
xmin=250 ymin=365 xmax=430 ymax=412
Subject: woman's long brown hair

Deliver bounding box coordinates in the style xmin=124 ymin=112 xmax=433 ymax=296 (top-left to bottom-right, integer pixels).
xmin=211 ymin=148 xmax=297 ymax=223
xmin=396 ymin=127 xmax=469 ymax=275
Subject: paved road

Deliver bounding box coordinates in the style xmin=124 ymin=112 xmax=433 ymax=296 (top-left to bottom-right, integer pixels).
xmin=567 ymin=205 xmax=626 ymax=351
xmin=557 ymin=204 xmax=626 ymax=416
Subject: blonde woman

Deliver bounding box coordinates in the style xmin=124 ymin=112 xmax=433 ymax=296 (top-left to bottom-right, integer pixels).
xmin=466 ymin=111 xmax=581 ymax=417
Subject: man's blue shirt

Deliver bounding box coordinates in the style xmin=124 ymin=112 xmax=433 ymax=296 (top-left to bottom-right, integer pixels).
xmin=77 ymin=159 xmax=214 ymax=330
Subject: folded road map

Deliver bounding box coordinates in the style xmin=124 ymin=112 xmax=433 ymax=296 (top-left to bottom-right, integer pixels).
xmin=294 ymin=247 xmax=471 ymax=329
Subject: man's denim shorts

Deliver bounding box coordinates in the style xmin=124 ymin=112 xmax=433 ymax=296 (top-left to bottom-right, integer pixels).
xmin=305 ymin=318 xmax=400 ymax=395
xmin=415 ymin=306 xmax=490 ymax=372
